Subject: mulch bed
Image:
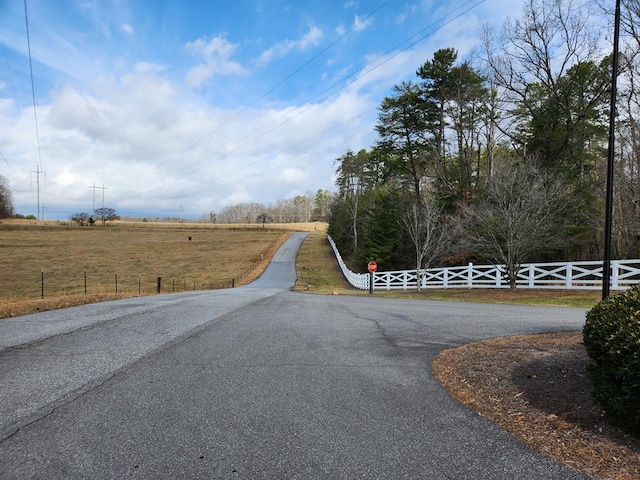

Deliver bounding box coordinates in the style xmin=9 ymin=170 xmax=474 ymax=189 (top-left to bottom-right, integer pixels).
xmin=432 ymin=332 xmax=640 ymax=480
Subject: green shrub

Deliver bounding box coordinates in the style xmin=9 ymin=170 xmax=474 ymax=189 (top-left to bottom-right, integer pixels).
xmin=583 ymin=285 xmax=640 ymax=435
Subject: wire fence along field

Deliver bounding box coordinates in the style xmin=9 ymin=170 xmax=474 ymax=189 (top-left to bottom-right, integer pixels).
xmin=10 ymin=261 xmax=266 ymax=301
xmin=0 ymin=225 xmax=289 ymax=302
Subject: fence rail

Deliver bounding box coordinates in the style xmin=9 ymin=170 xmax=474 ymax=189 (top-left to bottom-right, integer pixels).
xmin=328 ymin=236 xmax=640 ymax=291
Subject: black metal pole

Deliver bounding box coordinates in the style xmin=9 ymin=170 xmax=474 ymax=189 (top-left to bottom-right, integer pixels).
xmin=603 ymin=0 xmax=621 ymax=300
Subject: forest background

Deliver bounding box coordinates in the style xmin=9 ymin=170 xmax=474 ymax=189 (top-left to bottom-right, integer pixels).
xmin=326 ymin=0 xmax=640 ymax=279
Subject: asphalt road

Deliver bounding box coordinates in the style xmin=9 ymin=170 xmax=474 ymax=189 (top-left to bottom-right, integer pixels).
xmin=0 ymin=232 xmax=590 ymax=479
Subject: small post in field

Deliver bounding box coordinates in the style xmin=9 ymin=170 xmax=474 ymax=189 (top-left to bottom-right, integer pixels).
xmin=84 ymin=269 xmax=87 ymax=295
xmin=115 ymin=272 xmax=118 ymax=294
xmin=138 ymin=276 xmax=141 ymax=296
xmin=41 ymin=269 xmax=44 ymax=299
xmin=157 ymin=276 xmax=162 ymax=294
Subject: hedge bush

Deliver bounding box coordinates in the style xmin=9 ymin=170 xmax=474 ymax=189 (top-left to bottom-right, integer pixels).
xmin=583 ymin=285 xmax=640 ymax=435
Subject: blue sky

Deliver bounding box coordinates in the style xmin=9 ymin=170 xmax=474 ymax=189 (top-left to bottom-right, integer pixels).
xmin=0 ymin=0 xmax=523 ymax=220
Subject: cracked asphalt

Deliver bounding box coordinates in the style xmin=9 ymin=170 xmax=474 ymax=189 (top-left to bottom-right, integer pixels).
xmin=0 ymin=232 xmax=590 ymax=479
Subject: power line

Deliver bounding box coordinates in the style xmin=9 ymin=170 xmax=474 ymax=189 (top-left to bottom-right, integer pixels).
xmin=1 ymin=44 xmax=34 ymax=176
xmin=0 ymin=151 xmax=24 ymax=178
xmin=24 ymin=0 xmax=45 ymax=218
xmin=134 ymin=0 xmax=486 ymax=201
xmin=161 ymin=107 xmax=379 ymax=201
xmin=139 ymin=0 xmax=395 ymax=178
xmin=134 ymin=0 xmax=487 ymax=202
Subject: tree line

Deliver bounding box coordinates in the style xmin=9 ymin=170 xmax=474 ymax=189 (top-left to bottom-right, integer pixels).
xmin=208 ymin=190 xmax=334 ymax=224
xmin=328 ymin=0 xmax=640 ymax=286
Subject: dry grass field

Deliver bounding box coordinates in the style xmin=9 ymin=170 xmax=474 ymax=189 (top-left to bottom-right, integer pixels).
xmin=0 ymin=221 xmax=319 ymax=312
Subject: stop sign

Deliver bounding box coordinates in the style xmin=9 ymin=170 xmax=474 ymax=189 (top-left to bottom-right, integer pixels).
xmin=367 ymin=261 xmax=377 ymax=273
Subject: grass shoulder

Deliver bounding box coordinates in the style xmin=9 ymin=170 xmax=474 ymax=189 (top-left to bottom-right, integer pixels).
xmin=294 ymin=235 xmax=601 ymax=309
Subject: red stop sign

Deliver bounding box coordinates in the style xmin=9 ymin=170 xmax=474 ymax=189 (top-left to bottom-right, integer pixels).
xmin=367 ymin=261 xmax=377 ymax=273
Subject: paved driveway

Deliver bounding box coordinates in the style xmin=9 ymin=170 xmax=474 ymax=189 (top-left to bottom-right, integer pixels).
xmin=0 ymin=233 xmax=589 ymax=479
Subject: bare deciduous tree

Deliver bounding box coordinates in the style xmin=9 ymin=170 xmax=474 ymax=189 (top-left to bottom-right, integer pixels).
xmin=94 ymin=207 xmax=118 ymax=226
xmin=480 ymin=0 xmax=601 ymax=153
xmin=70 ymin=212 xmax=91 ymax=226
xmin=461 ymin=161 xmax=570 ymax=289
xmin=402 ymin=198 xmax=451 ymax=290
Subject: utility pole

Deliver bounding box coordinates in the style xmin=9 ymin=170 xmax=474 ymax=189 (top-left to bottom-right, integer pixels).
xmin=603 ymin=0 xmax=621 ymax=300
xmin=31 ymin=165 xmax=42 ymax=220
xmin=89 ymin=184 xmax=109 ymax=210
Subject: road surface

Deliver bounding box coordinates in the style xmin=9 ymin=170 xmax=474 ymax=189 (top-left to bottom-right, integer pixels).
xmin=0 ymin=232 xmax=589 ymax=479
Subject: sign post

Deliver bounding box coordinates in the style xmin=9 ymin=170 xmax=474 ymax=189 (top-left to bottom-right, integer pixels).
xmin=367 ymin=260 xmax=377 ymax=294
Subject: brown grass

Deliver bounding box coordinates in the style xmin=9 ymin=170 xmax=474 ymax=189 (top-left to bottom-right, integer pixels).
xmin=1 ymin=218 xmax=327 ymax=232
xmin=292 ymin=232 xmax=352 ymax=294
xmin=0 ymin=222 xmax=295 ymax=317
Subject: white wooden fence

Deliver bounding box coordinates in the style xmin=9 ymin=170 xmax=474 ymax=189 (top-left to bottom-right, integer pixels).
xmin=328 ymin=235 xmax=640 ymax=291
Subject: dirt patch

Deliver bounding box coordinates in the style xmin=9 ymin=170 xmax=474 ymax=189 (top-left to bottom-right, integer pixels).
xmin=432 ymin=332 xmax=640 ymax=480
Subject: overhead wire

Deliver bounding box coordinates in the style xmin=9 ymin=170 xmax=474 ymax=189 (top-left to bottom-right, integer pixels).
xmin=0 ymin=151 xmax=23 ymax=177
xmin=9 ymin=0 xmax=488 ymax=215
xmin=0 ymin=44 xmax=33 ymax=180
xmin=23 ymin=0 xmax=46 ymax=218
xmin=23 ymin=0 xmax=42 ymax=172
xmin=161 ymin=106 xmax=380 ymax=200
xmin=139 ymin=0 xmax=394 ymax=177
xmin=136 ymin=0 xmax=488 ymax=202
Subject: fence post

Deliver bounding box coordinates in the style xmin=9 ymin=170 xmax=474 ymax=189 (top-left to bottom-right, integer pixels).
xmin=467 ymin=263 xmax=473 ymax=288
xmin=495 ymin=266 xmax=501 ymax=288
xmin=41 ymin=269 xmax=44 ymax=299
xmin=138 ymin=276 xmax=141 ymax=296
xmin=172 ymin=277 xmax=175 ymax=293
xmin=528 ymin=265 xmax=535 ymax=288
xmin=115 ymin=272 xmax=118 ymax=294
xmin=157 ymin=276 xmax=162 ymax=294
xmin=84 ymin=269 xmax=87 ymax=295
xmin=612 ymin=261 xmax=619 ymax=289
xmin=565 ymin=264 xmax=572 ymax=288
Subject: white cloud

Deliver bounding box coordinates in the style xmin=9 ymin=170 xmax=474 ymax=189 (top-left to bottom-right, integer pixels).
xmin=120 ymin=23 xmax=134 ymax=35
xmin=352 ymin=15 xmax=373 ymax=33
xmin=0 ymin=0 xmax=533 ymax=219
xmin=185 ymin=36 xmax=248 ymax=88
xmin=258 ymin=26 xmax=323 ymax=65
